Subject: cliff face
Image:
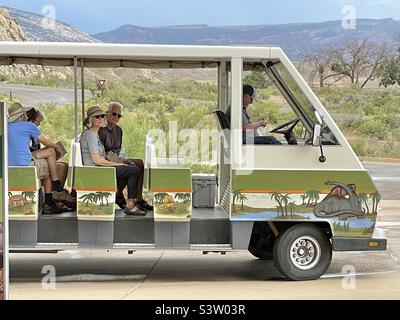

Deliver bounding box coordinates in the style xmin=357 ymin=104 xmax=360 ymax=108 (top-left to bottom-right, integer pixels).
xmin=4 ymin=6 xmax=99 ymax=43
xmin=0 ymin=7 xmax=64 ymax=80
xmin=0 ymin=7 xmax=27 ymax=41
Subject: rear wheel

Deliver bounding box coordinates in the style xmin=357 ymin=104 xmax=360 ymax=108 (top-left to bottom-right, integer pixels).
xmin=273 ymin=224 xmax=332 ymax=280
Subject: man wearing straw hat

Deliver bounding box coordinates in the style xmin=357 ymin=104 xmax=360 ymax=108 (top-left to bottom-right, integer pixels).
xmin=8 ymin=103 xmax=73 ymax=214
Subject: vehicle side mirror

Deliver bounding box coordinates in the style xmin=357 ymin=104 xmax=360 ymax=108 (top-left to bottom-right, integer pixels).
xmin=312 ymin=124 xmax=321 ymax=146
xmin=313 ymin=124 xmax=326 ymax=163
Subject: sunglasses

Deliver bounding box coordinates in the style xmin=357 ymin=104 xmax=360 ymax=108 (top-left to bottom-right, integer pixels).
xmin=112 ymin=112 xmax=122 ymax=118
xmin=95 ymin=115 xmax=105 ymax=119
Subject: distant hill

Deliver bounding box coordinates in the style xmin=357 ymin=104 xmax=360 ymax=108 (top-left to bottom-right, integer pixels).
xmin=93 ymin=19 xmax=400 ymax=59
xmin=3 ymin=6 xmax=99 ymax=43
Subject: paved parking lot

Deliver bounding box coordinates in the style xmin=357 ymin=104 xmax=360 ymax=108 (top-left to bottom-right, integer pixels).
xmin=8 ymin=162 xmax=400 ymax=300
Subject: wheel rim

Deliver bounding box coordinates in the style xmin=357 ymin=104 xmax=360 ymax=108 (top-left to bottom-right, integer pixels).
xmin=289 ymin=236 xmax=321 ymax=270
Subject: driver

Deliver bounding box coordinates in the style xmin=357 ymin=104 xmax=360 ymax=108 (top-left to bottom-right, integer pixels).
xmin=227 ymin=85 xmax=281 ymax=145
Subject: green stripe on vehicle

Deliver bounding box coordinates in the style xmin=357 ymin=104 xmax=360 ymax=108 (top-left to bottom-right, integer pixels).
xmin=73 ymin=166 xmax=116 ymax=191
xmin=150 ymin=168 xmax=192 ymax=191
xmin=9 ymin=167 xmax=37 ymax=189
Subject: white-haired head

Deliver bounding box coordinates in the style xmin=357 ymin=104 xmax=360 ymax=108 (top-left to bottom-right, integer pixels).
xmin=108 ymin=102 xmax=123 ymax=113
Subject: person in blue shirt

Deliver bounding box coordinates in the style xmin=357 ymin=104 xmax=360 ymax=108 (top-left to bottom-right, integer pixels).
xmin=26 ymin=108 xmax=69 ymax=193
xmin=8 ymin=103 xmax=73 ymax=214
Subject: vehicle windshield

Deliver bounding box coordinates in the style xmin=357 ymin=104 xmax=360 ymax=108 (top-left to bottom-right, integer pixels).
xmin=268 ymin=62 xmax=339 ymax=145
xmin=273 ymin=62 xmax=320 ymax=127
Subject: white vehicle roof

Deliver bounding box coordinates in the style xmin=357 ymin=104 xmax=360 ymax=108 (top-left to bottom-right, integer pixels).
xmin=0 ymin=41 xmax=280 ymax=68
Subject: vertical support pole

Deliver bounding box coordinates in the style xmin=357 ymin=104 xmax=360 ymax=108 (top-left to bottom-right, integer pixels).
xmin=73 ymin=56 xmax=78 ymax=142
xmin=81 ymin=58 xmax=85 ymax=132
xmin=218 ymin=62 xmax=228 ymax=111
xmin=217 ymin=62 xmax=230 ymax=203
xmin=1 ymin=101 xmax=9 ymax=300
xmin=230 ymin=57 xmax=243 ymax=170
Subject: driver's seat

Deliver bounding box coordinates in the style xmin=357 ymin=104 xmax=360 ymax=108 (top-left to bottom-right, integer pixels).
xmin=213 ymin=109 xmax=230 ymax=130
xmin=213 ymin=109 xmax=231 ymax=153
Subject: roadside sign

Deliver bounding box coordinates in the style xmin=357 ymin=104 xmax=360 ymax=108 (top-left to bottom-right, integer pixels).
xmin=97 ymin=80 xmax=106 ymax=88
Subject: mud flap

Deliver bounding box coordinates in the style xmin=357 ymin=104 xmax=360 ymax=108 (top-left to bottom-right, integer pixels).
xmin=332 ymin=237 xmax=387 ymax=251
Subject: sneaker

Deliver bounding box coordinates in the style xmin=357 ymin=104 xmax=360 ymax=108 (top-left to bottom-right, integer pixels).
xmin=54 ymin=201 xmax=74 ymax=212
xmin=123 ymin=205 xmax=146 ymax=216
xmin=42 ymin=203 xmax=64 ymax=215
xmin=53 ymin=189 xmax=75 ymax=203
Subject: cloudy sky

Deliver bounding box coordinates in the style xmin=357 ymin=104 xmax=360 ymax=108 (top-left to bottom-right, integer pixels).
xmin=0 ymin=0 xmax=400 ymax=34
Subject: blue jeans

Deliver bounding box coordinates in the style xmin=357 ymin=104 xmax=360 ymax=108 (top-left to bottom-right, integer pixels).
xmin=243 ymin=136 xmax=282 ymax=145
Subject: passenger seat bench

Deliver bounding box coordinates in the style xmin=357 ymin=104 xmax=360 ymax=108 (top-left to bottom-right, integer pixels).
xmin=145 ymin=135 xmax=193 ymax=248
xmin=70 ymin=139 xmax=117 ymax=248
xmin=8 ymin=166 xmax=40 ymax=246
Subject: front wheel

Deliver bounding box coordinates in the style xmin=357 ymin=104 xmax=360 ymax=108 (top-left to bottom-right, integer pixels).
xmin=273 ymin=224 xmax=332 ymax=281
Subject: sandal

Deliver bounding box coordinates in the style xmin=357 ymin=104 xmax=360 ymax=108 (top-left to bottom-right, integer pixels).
xmin=123 ymin=205 xmax=146 ymax=216
xmin=137 ymin=201 xmax=153 ymax=211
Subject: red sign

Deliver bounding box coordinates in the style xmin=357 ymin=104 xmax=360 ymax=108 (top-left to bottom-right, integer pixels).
xmin=97 ymin=80 xmax=106 ymax=88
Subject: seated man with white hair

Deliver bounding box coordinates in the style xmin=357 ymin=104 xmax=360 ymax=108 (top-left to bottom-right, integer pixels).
xmin=99 ymin=102 xmax=153 ymax=212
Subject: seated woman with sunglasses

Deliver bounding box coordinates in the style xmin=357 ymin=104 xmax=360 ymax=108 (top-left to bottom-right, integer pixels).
xmin=80 ymin=106 xmax=146 ymax=215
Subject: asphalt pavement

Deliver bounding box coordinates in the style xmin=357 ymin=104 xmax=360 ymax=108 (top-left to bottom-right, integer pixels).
xmin=6 ymin=157 xmax=400 ymax=300
xmin=0 ymin=83 xmax=92 ymax=108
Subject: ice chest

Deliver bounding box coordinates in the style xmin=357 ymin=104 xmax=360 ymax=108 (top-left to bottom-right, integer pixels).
xmin=192 ymin=174 xmax=217 ymax=208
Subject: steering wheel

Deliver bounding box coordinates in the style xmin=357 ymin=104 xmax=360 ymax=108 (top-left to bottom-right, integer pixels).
xmin=270 ymin=118 xmax=300 ymax=145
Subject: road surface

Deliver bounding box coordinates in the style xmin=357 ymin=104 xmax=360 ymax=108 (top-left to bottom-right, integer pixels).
xmin=7 ymin=163 xmax=400 ymax=300
xmin=0 ymin=83 xmax=92 ymax=107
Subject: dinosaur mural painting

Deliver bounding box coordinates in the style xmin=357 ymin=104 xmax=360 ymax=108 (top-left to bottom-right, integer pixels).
xmin=313 ymin=181 xmax=365 ymax=220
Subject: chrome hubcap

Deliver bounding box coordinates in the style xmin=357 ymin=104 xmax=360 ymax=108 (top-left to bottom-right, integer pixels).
xmin=290 ymin=236 xmax=321 ymax=270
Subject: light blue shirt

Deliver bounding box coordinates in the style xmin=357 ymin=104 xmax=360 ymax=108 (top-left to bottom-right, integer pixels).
xmin=8 ymin=121 xmax=41 ymax=166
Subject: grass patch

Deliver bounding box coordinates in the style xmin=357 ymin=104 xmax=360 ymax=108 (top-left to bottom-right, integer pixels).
xmin=9 ymin=202 xmax=36 ymax=216
xmin=155 ymin=202 xmax=191 ymax=219
xmin=78 ymin=202 xmax=114 ymax=216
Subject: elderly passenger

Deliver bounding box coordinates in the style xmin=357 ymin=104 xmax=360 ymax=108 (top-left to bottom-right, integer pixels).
xmin=80 ymin=106 xmax=146 ymax=216
xmin=99 ymin=102 xmax=152 ymax=211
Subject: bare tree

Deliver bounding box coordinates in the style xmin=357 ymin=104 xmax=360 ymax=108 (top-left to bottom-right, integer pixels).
xmin=300 ymin=48 xmax=344 ymax=87
xmin=331 ymin=38 xmax=391 ymax=88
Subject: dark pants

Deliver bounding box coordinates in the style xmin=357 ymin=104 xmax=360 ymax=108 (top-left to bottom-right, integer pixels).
xmin=129 ymin=159 xmax=145 ymax=201
xmin=116 ymin=165 xmax=140 ymax=200
xmin=243 ymin=136 xmax=282 ymax=145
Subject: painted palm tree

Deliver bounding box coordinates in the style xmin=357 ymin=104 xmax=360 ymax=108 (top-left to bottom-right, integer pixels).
xmin=184 ymin=193 xmax=191 ymax=202
xmin=305 ymin=190 xmax=320 ymax=206
xmin=238 ymin=193 xmax=248 ymax=210
xmin=232 ymin=190 xmax=242 ymax=208
xmin=370 ymin=192 xmax=381 ymax=214
xmin=300 ymin=194 xmax=308 ymax=206
xmin=270 ymin=192 xmax=284 ymax=216
xmin=175 ymin=193 xmax=186 ymax=202
xmin=95 ymin=192 xmax=112 ymax=206
xmin=279 ymin=194 xmax=292 ymax=216
xmin=288 ymin=201 xmax=296 ymax=216
xmin=154 ymin=193 xmax=168 ymax=204
xmin=22 ymin=191 xmax=36 ymax=203
xmin=79 ymin=193 xmax=96 ymax=207
xmin=357 ymin=193 xmax=370 ymax=214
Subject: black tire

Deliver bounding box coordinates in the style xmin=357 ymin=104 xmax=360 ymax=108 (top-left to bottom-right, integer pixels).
xmin=273 ymin=224 xmax=332 ymax=281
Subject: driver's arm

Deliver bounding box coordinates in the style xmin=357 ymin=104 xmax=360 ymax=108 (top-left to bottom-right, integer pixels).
xmin=243 ymin=120 xmax=267 ymax=132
